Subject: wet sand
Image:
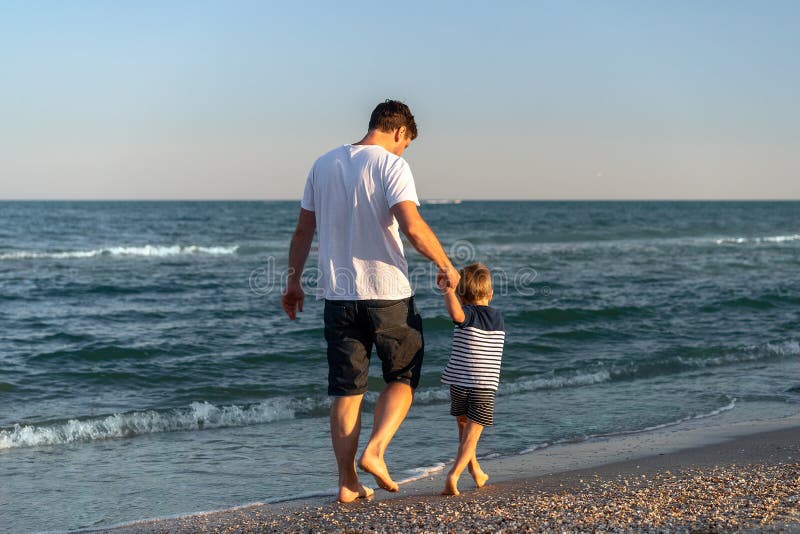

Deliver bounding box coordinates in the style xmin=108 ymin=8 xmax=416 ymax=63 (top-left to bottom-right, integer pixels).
xmin=94 ymin=418 xmax=800 ymax=533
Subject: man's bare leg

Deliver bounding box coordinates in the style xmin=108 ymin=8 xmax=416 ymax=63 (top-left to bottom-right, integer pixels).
xmin=456 ymin=416 xmax=489 ymax=488
xmin=331 ymin=394 xmax=374 ymax=502
xmin=443 ymin=419 xmax=484 ymax=495
xmin=358 ymin=381 xmax=413 ymax=492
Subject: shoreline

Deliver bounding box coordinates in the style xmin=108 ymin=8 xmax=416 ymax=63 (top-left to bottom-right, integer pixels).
xmin=90 ymin=405 xmax=800 ymax=533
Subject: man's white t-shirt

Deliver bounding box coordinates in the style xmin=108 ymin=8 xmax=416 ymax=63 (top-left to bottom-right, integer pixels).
xmin=301 ymin=144 xmax=419 ymax=300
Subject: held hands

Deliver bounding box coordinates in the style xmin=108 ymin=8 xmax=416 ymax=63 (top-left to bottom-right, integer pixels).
xmin=281 ymin=279 xmax=305 ymax=320
xmin=437 ymin=264 xmax=460 ymax=293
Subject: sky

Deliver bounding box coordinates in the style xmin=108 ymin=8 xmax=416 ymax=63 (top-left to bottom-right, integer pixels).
xmin=1 ymin=1 xmax=798 ymax=200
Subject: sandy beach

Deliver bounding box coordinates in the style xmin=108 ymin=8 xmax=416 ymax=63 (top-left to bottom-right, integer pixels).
xmin=93 ymin=409 xmax=800 ymax=533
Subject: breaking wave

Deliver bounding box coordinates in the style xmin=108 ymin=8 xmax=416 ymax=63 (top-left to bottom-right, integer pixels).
xmin=608 ymin=340 xmax=800 ymax=381
xmin=715 ymin=234 xmax=800 ymax=245
xmin=0 ymin=398 xmax=314 ymax=450
xmin=3 ymin=342 xmax=794 ymax=451
xmin=0 ymin=244 xmax=239 ymax=260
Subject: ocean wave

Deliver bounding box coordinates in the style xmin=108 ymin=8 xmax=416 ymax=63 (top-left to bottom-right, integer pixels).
xmin=715 ymin=234 xmax=800 ymax=245
xmin=608 ymin=340 xmax=799 ymax=381
xmin=0 ymin=398 xmax=318 ymax=450
xmin=396 ymin=463 xmax=447 ymax=485
xmin=4 ymin=342 xmax=791 ymax=450
xmin=511 ymin=305 xmax=646 ymax=324
xmin=0 ymin=244 xmax=239 ymax=260
xmin=675 ymin=340 xmax=799 ymax=368
xmin=413 ymin=371 xmax=612 ymax=405
xmin=31 ymin=345 xmax=156 ymax=363
xmin=501 ymin=371 xmax=612 ymax=394
xmin=702 ymin=294 xmax=800 ymax=311
xmin=421 ymin=199 xmax=462 ymax=205
xmin=475 ymin=232 xmax=800 ymax=255
xmin=601 ymin=397 xmax=737 ymax=436
xmin=418 ymin=342 xmax=795 ymax=405
xmin=520 ymin=397 xmax=737 ymax=454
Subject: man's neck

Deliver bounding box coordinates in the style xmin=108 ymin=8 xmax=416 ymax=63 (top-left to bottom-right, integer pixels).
xmin=354 ymin=132 xmax=389 ymax=151
xmin=353 ymin=129 xmax=405 ymax=156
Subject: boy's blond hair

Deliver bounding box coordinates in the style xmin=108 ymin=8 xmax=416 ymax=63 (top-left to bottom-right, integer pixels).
xmin=455 ymin=262 xmax=492 ymax=303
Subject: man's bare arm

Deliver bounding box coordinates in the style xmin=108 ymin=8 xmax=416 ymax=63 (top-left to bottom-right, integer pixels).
xmin=282 ymin=208 xmax=316 ymax=320
xmin=391 ymin=201 xmax=459 ymax=288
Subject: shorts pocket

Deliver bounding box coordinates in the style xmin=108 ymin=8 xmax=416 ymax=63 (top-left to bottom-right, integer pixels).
xmin=368 ymin=299 xmax=409 ymax=333
xmin=324 ymin=301 xmax=353 ymax=331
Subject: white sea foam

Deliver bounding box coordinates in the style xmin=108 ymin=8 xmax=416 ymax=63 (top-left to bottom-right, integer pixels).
xmin=0 ymin=398 xmax=315 ymax=450
xmin=715 ymin=234 xmax=800 ymax=245
xmin=0 ymin=373 xmax=613 ymax=451
xmin=764 ymin=340 xmax=800 ymax=356
xmin=396 ymin=462 xmax=447 ymax=485
xmin=673 ymin=340 xmax=800 ymax=369
xmin=0 ymin=244 xmax=239 ymax=260
xmin=500 ymin=371 xmax=612 ymax=394
xmin=519 ymin=442 xmax=553 ymax=454
xmin=422 ymin=199 xmax=462 ymax=205
xmin=411 ymin=388 xmax=453 ymax=404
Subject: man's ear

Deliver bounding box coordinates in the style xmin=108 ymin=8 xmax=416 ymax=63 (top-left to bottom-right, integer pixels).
xmin=395 ymin=126 xmax=407 ymax=141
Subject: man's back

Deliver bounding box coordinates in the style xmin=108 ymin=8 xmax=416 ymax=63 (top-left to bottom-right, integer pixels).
xmin=301 ymin=144 xmax=419 ymax=300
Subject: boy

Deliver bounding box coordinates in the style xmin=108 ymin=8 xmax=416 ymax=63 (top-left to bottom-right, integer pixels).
xmin=439 ymin=262 xmax=506 ymax=495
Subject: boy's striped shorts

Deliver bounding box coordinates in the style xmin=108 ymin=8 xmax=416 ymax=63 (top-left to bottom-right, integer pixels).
xmin=449 ymin=384 xmax=496 ymax=426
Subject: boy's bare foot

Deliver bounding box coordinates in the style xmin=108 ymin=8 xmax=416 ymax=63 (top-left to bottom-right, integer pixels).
xmin=472 ymin=470 xmax=489 ymax=488
xmin=441 ymin=474 xmax=460 ymax=496
xmin=338 ymin=483 xmax=374 ymax=503
xmin=358 ymin=452 xmax=399 ymax=492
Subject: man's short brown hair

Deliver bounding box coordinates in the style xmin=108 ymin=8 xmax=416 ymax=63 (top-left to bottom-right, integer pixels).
xmin=369 ymin=99 xmax=418 ymax=140
xmin=456 ymin=262 xmax=492 ymax=303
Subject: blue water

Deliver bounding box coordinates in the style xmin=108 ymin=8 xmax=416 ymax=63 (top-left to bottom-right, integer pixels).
xmin=1 ymin=200 xmax=799 ymax=532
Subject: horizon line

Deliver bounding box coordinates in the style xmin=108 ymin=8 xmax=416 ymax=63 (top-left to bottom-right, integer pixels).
xmin=1 ymin=198 xmax=799 ymax=202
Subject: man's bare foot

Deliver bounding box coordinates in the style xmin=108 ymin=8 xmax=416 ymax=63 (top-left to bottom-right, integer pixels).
xmin=472 ymin=470 xmax=489 ymax=488
xmin=338 ymin=483 xmax=374 ymax=503
xmin=358 ymin=452 xmax=399 ymax=492
xmin=441 ymin=474 xmax=460 ymax=496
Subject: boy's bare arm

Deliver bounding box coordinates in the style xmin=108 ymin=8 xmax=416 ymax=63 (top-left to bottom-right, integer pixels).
xmin=442 ymin=287 xmax=465 ymax=324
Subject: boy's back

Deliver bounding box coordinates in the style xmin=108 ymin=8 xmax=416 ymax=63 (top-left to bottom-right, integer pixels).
xmin=441 ymin=304 xmax=505 ymax=391
xmin=437 ymin=262 xmax=503 ymax=495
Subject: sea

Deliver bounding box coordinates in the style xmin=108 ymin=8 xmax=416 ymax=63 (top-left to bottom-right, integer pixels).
xmin=1 ymin=200 xmax=799 ymax=532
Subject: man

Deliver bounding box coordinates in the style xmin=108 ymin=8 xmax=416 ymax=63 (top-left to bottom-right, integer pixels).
xmin=281 ymin=100 xmax=459 ymax=503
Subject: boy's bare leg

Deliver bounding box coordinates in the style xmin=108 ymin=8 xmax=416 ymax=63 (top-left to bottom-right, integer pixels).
xmin=457 ymin=416 xmax=489 ymax=488
xmin=331 ymin=394 xmax=374 ymax=502
xmin=443 ymin=419 xmax=484 ymax=495
xmin=358 ymin=381 xmax=412 ymax=492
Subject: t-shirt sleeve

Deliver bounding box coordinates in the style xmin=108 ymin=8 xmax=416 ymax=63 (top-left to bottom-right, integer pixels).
xmin=384 ymin=157 xmax=419 ymax=208
xmin=300 ymin=167 xmax=315 ymax=212
xmin=496 ymin=311 xmax=505 ymax=332
xmin=455 ymin=305 xmax=476 ymax=328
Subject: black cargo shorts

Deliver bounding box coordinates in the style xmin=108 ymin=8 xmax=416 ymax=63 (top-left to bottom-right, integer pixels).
xmin=323 ymin=296 xmax=424 ymax=396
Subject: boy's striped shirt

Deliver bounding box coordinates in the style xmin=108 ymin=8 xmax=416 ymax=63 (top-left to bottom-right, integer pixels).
xmin=441 ymin=305 xmax=505 ymax=391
